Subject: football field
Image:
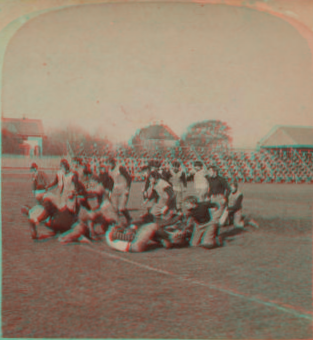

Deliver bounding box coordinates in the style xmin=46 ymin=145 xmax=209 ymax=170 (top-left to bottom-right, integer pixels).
xmin=2 ymin=171 xmax=312 ymax=339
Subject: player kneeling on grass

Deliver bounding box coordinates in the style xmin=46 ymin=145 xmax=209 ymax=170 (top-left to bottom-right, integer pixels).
xmin=221 ymin=181 xmax=259 ymax=229
xmin=184 ymin=196 xmax=223 ymax=248
xmin=144 ymin=171 xmax=177 ymax=223
xmin=21 ymin=197 xmax=91 ymax=244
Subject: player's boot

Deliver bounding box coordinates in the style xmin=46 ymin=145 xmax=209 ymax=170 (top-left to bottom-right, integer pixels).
xmin=160 ymin=239 xmax=172 ymax=249
xmin=247 ymin=219 xmax=259 ymax=228
xmin=78 ymin=235 xmax=93 ymax=244
xmin=21 ymin=205 xmax=31 ymax=217
xmin=214 ymin=235 xmax=224 ymax=248
xmin=29 ymin=222 xmax=38 ymax=240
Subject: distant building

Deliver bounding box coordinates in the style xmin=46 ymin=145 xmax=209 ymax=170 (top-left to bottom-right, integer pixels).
xmin=257 ymin=125 xmax=313 ymax=152
xmin=134 ymin=124 xmax=179 ymax=148
xmin=2 ymin=117 xmax=44 ymax=156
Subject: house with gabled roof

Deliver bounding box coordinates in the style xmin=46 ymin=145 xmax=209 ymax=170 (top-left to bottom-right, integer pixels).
xmin=2 ymin=117 xmax=44 ymax=155
xmin=135 ymin=123 xmax=179 ymax=148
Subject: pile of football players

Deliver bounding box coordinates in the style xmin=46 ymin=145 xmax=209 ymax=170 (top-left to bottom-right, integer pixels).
xmin=21 ymin=157 xmax=258 ymax=252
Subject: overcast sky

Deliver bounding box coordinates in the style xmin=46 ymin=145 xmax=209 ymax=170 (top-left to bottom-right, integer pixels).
xmin=2 ymin=3 xmax=313 ymax=148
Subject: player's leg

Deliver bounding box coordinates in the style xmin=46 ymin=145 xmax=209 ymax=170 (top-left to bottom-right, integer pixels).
xmin=105 ymin=225 xmax=131 ymax=252
xmin=130 ymin=223 xmax=159 ymax=252
xmin=34 ymin=189 xmax=46 ymax=203
xmin=58 ymin=221 xmax=89 ymax=244
xmin=201 ymin=222 xmax=222 ymax=248
xmin=189 ymin=224 xmax=205 ymax=247
xmin=119 ymin=191 xmax=132 ymax=225
xmin=233 ymin=209 xmax=244 ymax=228
xmin=77 ymin=206 xmax=98 ymax=238
xmin=21 ymin=205 xmax=50 ymax=239
xmin=176 ymin=190 xmax=183 ymax=211
xmin=219 ymin=207 xmax=229 ymax=227
xmin=110 ymin=190 xmax=119 ymax=212
xmin=210 ymin=195 xmax=226 ymax=225
xmin=99 ymin=199 xmax=120 ymax=224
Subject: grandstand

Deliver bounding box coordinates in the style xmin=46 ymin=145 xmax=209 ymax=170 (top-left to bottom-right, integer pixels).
xmin=66 ymin=124 xmax=313 ymax=184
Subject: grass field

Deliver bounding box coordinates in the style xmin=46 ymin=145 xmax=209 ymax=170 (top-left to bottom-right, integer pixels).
xmin=1 ymin=171 xmax=312 ymax=339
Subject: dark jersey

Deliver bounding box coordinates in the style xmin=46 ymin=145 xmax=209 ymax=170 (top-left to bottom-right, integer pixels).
xmin=49 ymin=208 xmax=78 ymax=233
xmin=188 ymin=202 xmax=217 ymax=224
xmin=119 ymin=166 xmax=132 ymax=188
xmin=99 ymin=172 xmax=114 ymax=192
xmin=207 ymin=176 xmax=230 ymax=196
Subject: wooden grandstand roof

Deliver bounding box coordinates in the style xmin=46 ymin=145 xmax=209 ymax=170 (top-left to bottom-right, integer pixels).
xmin=259 ymin=125 xmax=313 ymax=148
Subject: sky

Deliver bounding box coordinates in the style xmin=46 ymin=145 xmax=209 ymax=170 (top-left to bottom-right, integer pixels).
xmin=2 ymin=2 xmax=313 ymax=148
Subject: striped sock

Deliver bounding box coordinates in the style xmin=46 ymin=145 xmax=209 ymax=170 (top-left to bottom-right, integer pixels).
xmin=112 ymin=231 xmax=135 ymax=242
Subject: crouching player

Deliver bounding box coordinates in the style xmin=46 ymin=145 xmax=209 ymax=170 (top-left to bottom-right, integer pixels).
xmin=55 ymin=188 xmax=124 ymax=244
xmin=21 ymin=172 xmax=92 ymax=242
xmin=21 ymin=198 xmax=91 ymax=244
xmin=183 ymin=196 xmax=222 ymax=248
xmin=145 ymin=171 xmax=176 ymax=222
xmin=223 ymin=181 xmax=259 ymax=229
xmin=227 ymin=181 xmax=244 ymax=228
xmin=105 ymin=195 xmax=220 ymax=253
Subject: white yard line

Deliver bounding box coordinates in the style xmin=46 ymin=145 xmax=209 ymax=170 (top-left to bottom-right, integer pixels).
xmin=84 ymin=244 xmax=313 ymax=321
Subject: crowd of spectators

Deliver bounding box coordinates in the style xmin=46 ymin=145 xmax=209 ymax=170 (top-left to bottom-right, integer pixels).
xmin=68 ymin=141 xmax=313 ymax=184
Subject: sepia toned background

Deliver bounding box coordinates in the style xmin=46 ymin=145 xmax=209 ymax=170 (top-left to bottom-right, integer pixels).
xmin=1 ymin=2 xmax=313 ymax=339
xmin=0 ymin=0 xmax=312 ymax=149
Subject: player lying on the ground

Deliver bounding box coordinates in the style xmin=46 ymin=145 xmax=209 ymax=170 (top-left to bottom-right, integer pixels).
xmin=105 ymin=195 xmax=220 ymax=253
